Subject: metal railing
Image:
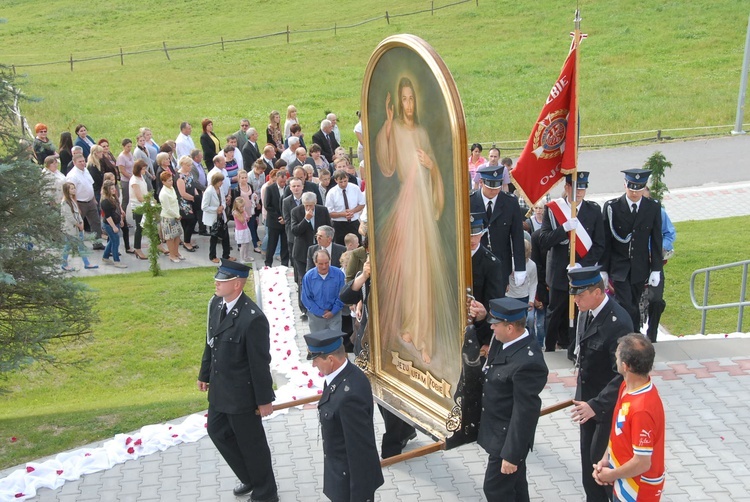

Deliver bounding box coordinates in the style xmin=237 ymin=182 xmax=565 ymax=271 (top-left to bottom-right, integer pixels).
xmin=690 ymin=260 xmax=750 ymax=334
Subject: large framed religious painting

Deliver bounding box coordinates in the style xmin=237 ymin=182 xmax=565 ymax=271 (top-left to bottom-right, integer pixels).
xmin=360 ymin=34 xmax=471 ymax=444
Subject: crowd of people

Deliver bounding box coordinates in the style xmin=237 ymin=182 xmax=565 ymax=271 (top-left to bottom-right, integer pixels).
xmin=31 ymin=107 xmax=365 ymax=270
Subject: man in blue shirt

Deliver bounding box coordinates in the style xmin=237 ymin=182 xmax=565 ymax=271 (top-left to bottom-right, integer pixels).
xmin=302 ymin=248 xmax=345 ymax=332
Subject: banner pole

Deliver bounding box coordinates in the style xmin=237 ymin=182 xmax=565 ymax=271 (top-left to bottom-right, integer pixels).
xmin=568 ymin=9 xmax=582 ymax=337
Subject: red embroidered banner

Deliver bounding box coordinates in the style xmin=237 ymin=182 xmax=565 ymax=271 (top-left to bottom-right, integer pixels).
xmin=511 ymin=37 xmax=580 ymax=207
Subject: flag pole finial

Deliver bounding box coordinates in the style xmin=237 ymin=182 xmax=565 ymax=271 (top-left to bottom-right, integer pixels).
xmin=574 ymin=8 xmax=581 ymax=31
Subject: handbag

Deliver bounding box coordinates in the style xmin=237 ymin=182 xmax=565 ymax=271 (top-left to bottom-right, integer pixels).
xmin=210 ymin=214 xmax=226 ymax=237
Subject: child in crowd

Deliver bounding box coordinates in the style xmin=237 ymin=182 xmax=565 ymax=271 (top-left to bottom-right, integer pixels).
xmin=344 ymin=233 xmax=360 ymax=252
xmin=232 ymin=197 xmax=252 ymax=263
xmin=60 ymin=182 xmax=99 ymax=271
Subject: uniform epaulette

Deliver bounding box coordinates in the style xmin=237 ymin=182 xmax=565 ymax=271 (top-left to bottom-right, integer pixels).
xmin=586 ymin=200 xmax=601 ymax=210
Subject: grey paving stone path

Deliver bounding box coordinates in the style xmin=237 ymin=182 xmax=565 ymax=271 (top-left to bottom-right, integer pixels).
xmin=3 ymin=136 xmax=750 ymax=501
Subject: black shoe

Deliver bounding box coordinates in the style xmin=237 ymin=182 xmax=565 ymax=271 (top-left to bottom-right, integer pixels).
xmin=251 ymin=495 xmax=279 ymax=502
xmin=92 ymin=243 xmax=105 ymax=251
xmin=233 ymin=483 xmax=252 ymax=496
xmin=300 ymin=313 xmax=308 ymax=321
xmin=400 ymin=431 xmax=417 ymax=450
xmin=198 ymin=230 xmax=210 ymax=236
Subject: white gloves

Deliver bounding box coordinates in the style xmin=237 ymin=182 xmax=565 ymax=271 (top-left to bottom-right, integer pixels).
xmin=514 ymin=271 xmax=527 ymax=285
xmin=600 ymin=272 xmax=608 ymax=286
xmin=562 ymin=217 xmax=579 ymax=232
xmin=566 ymin=263 xmax=582 ymax=271
xmin=649 ymin=271 xmax=661 ymax=287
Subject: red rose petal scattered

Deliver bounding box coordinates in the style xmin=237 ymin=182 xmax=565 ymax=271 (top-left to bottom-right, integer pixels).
xmin=134 ymin=439 xmax=142 ymax=446
xmin=721 ymin=436 xmax=725 ymax=441
xmin=10 ymin=437 xmax=17 ymax=442
xmin=318 ymin=372 xmax=324 ymax=378
xmin=127 ymin=447 xmax=134 ymax=454
xmin=292 ymin=396 xmax=297 ymax=400
xmin=284 ymin=325 xmax=290 ymax=331
xmin=286 ymin=350 xmax=291 ymax=356
xmin=307 ymin=379 xmax=314 ymax=388
xmin=14 ymin=493 xmax=24 ymax=499
xmin=125 ymin=437 xmax=132 ymax=445
xmin=269 ymin=288 xmax=274 ymax=292
xmin=26 ymin=466 xmax=34 ymax=473
xmin=268 ymin=300 xmax=273 ymax=304
xmin=204 ymin=423 xmax=208 ymax=428
xmin=172 ymin=434 xmax=178 ymax=438
xmin=317 ymin=389 xmax=323 ymax=395
xmin=56 ymin=470 xmax=63 ymax=475
xmin=725 ymin=334 xmax=729 ymax=338
xmin=84 ymin=453 xmax=91 ymax=457
xmin=302 ymin=371 xmax=308 ymax=376
xmin=276 ymin=348 xmax=281 ymax=351
xmin=168 ymin=426 xmax=172 ymax=430
xmin=283 ymin=357 xmax=287 ymax=361
xmin=292 ymin=366 xmax=298 ymax=370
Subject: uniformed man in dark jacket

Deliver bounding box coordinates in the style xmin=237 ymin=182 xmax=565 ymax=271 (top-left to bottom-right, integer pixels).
xmin=470 ymin=164 xmax=527 ymax=293
xmin=478 ymin=297 xmax=549 ymax=501
xmin=602 ymin=169 xmax=663 ymax=331
xmin=567 ymin=266 xmax=633 ymax=502
xmin=538 ymin=171 xmax=605 ymax=352
xmin=339 ymin=256 xmax=417 ymax=459
xmin=468 ymin=211 xmax=505 ymax=347
xmin=197 ymin=260 xmax=279 ymax=501
xmin=305 ymin=329 xmax=384 ymax=502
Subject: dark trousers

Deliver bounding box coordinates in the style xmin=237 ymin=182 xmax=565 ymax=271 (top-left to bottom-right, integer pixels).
xmin=181 ymin=214 xmax=195 ymax=244
xmin=294 ymin=259 xmax=307 ymax=313
xmin=265 ymin=226 xmax=288 ymax=267
xmin=332 ymin=220 xmax=359 ymax=246
xmin=646 ymin=270 xmax=666 ymax=342
xmin=207 ymin=407 xmax=277 ymax=500
xmin=249 ymin=215 xmax=260 ymax=247
xmin=77 ymin=198 xmax=102 ymax=236
xmin=210 ymin=227 xmax=230 ymax=260
xmin=613 ymin=279 xmax=644 ymax=332
xmin=121 ymin=213 xmax=130 ymax=250
xmin=580 ymin=416 xmax=613 ymax=502
xmin=483 ymin=455 xmax=529 ymax=502
xmin=378 ymin=405 xmax=416 ymax=459
xmin=545 ymin=288 xmax=573 ymax=351
xmin=192 ymin=193 xmax=205 ymax=232
xmin=133 ymin=213 xmax=143 ymax=249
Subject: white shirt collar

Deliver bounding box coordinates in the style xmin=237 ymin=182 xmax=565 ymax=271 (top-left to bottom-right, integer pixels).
xmin=503 ymin=329 xmax=530 ymax=350
xmin=590 ymin=295 xmax=609 ymax=319
xmin=481 ymin=190 xmax=498 ymax=206
xmin=325 ymin=359 xmax=348 ymax=386
xmin=222 ymin=294 xmax=242 ymax=314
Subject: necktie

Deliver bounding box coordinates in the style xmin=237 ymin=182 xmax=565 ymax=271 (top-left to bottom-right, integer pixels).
xmin=326 ymin=134 xmax=332 ymax=151
xmin=585 ymin=311 xmax=594 ymax=330
xmin=220 ymin=304 xmax=227 ymax=322
xmin=631 ymin=203 xmax=637 ymax=214
xmin=342 ymin=188 xmax=350 ymax=210
xmin=486 ymin=200 xmax=493 ymax=221
xmin=295 ymin=199 xmax=300 ymax=206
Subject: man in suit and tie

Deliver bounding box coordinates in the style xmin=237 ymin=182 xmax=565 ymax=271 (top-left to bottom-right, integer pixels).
xmin=291 ymin=192 xmax=331 ymax=319
xmin=306 ymin=225 xmax=346 ymax=271
xmin=478 ymin=297 xmax=549 ymax=502
xmin=602 ymin=169 xmax=663 ymax=331
xmin=263 ymin=170 xmax=289 ymax=267
xmin=538 ymin=171 xmax=605 ymax=352
xmin=304 ymin=329 xmax=384 ymax=502
xmin=241 ymin=127 xmax=261 ymax=171
xmin=260 ymin=144 xmax=277 ymax=176
xmin=567 ymin=266 xmax=633 ymax=502
xmin=470 ymin=164 xmax=526 ymax=293
xmin=287 ymin=147 xmax=308 ymax=173
xmin=312 ymin=119 xmax=340 ymax=163
xmin=197 ymin=260 xmax=279 ymax=501
xmin=283 ymin=166 xmax=324 ymax=205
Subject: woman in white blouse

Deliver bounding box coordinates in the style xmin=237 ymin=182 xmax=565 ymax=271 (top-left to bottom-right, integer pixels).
xmin=158 ymin=171 xmax=183 ymax=263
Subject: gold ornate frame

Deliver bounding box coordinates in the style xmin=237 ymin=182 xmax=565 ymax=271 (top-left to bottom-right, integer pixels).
xmin=360 ymin=34 xmax=470 ymax=442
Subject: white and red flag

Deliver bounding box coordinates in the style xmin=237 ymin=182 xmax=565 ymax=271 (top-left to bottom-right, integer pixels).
xmin=511 ymin=36 xmax=580 ymax=207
